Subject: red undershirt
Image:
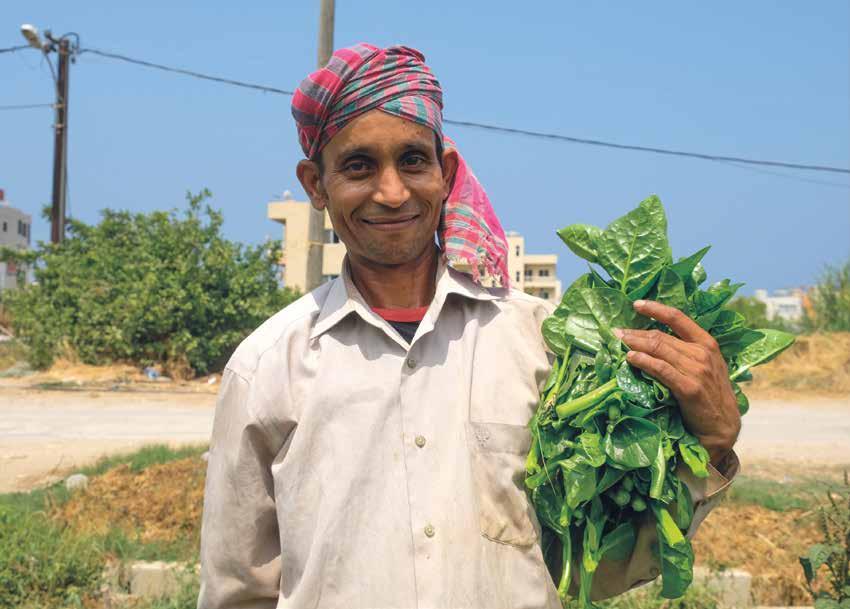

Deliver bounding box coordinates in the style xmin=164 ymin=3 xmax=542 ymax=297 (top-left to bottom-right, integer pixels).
xmin=372 ymin=306 xmax=428 ymax=343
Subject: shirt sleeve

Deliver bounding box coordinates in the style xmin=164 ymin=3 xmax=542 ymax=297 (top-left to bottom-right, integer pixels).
xmin=197 ymin=369 xmax=282 ymax=609
xmin=583 ymin=450 xmax=740 ymax=602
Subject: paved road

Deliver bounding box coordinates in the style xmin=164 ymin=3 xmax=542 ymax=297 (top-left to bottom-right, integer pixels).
xmin=1 ymin=387 xmax=847 ymax=492
xmin=0 ymin=387 xmax=215 ymax=492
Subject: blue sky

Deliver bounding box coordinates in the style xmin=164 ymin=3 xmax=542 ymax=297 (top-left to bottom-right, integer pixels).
xmin=2 ymin=1 xmax=848 ymax=293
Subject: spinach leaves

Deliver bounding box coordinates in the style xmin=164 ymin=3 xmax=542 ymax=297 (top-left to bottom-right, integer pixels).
xmin=527 ymin=196 xmax=795 ymax=607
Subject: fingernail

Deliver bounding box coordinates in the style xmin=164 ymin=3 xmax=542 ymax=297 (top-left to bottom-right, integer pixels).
xmin=626 ymin=350 xmax=636 ymax=359
xmin=612 ymin=328 xmax=624 ymax=339
xmin=633 ymin=300 xmax=647 ymax=308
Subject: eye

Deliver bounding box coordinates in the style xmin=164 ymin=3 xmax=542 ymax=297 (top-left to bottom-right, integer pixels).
xmin=401 ymin=152 xmax=428 ymax=169
xmin=343 ymin=158 xmax=372 ymax=176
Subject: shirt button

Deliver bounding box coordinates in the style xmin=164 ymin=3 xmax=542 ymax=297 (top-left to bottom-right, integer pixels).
xmin=415 ymin=435 xmax=426 ymax=448
xmin=406 ymin=357 xmax=417 ymax=369
xmin=424 ymin=524 xmax=435 ymax=538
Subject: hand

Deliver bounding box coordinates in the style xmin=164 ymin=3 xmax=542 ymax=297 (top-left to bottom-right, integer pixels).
xmin=613 ymin=300 xmax=741 ymax=465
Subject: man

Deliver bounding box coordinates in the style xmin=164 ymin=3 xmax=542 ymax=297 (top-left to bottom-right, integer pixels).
xmin=198 ymin=43 xmax=740 ymax=609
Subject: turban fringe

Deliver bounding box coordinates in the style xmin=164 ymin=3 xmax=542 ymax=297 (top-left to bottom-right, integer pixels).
xmin=292 ymin=43 xmax=510 ymax=289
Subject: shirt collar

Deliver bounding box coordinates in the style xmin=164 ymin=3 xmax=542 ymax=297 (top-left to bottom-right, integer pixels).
xmin=309 ymin=254 xmax=503 ymax=343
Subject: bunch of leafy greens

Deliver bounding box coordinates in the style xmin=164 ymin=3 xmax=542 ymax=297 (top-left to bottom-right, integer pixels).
xmin=525 ymin=196 xmax=794 ymax=608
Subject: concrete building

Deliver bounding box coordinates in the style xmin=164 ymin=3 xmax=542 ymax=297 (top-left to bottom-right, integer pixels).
xmin=268 ymin=195 xmax=562 ymax=303
xmin=0 ymin=189 xmax=33 ymax=291
xmin=753 ymin=288 xmax=806 ymax=321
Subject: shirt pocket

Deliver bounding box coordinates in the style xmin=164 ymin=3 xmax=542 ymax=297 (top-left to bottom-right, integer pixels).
xmin=465 ymin=421 xmax=538 ymax=547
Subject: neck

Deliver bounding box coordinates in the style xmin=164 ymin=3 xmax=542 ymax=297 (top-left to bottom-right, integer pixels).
xmin=347 ymin=244 xmax=440 ymax=309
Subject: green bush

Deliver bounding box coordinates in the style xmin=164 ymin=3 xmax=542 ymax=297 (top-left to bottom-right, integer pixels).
xmin=1 ymin=190 xmax=298 ymax=377
xmin=0 ymin=507 xmax=103 ymax=608
xmin=804 ymin=259 xmax=850 ymax=333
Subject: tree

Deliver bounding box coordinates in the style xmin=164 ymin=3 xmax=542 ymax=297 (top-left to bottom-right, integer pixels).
xmin=804 ymin=259 xmax=850 ymax=333
xmin=0 ymin=190 xmax=299 ymax=377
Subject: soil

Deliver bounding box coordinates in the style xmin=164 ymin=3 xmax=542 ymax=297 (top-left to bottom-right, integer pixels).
xmin=693 ymin=503 xmax=821 ymax=607
xmin=56 ymin=456 xmax=206 ymax=547
xmin=53 ymin=457 xmax=828 ymax=608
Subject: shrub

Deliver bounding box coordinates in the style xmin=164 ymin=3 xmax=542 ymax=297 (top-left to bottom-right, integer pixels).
xmin=804 ymin=259 xmax=850 ymax=333
xmin=0 ymin=507 xmax=103 ymax=608
xmin=1 ymin=190 xmax=298 ymax=377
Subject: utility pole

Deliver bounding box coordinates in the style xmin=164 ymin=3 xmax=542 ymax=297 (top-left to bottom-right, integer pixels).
xmin=20 ymin=25 xmax=78 ymax=244
xmin=306 ymin=0 xmax=336 ymax=290
xmin=50 ymin=37 xmax=72 ymax=244
xmin=317 ymin=0 xmax=335 ymax=68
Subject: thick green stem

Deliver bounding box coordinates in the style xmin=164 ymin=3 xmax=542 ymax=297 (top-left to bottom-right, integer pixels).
xmin=556 ymin=378 xmax=618 ymax=420
xmin=543 ymin=346 xmax=572 ymax=408
xmin=557 ymin=532 xmax=573 ymax=601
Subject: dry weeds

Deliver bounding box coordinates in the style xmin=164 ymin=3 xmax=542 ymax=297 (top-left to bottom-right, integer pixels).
xmin=746 ymin=332 xmax=850 ymax=399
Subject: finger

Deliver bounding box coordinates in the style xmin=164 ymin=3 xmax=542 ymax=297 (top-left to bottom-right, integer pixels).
xmin=633 ymin=299 xmax=713 ymax=347
xmin=616 ymin=328 xmax=702 ymax=375
xmin=625 ymin=350 xmax=697 ymax=399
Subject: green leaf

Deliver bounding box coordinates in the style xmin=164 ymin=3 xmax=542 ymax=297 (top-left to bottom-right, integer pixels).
xmin=653 ymin=268 xmax=689 ymax=312
xmin=678 ymin=433 xmax=710 ymax=479
xmin=669 ymin=246 xmax=711 ymax=295
xmin=578 ymin=431 xmax=607 ymax=467
xmin=594 ymin=348 xmax=614 ymax=384
xmin=653 ymin=503 xmax=695 ymax=599
xmin=597 ymin=466 xmax=626 ymax=494
xmin=562 ymin=287 xmax=650 ymax=353
xmin=616 ymin=361 xmax=655 ymax=409
xmin=649 ymin=440 xmax=667 ymax=499
xmin=596 ymin=195 xmax=671 ymax=296
xmin=692 ymin=279 xmax=744 ymax=316
xmin=542 ymin=309 xmax=569 ymax=356
xmin=729 ymin=329 xmax=796 ymax=381
xmin=557 ymin=224 xmax=602 ymax=264
xmin=561 ymin=455 xmax=599 ymax=508
xmin=599 ymin=522 xmax=637 ymax=562
xmin=670 ymin=478 xmax=694 ymax=530
xmin=604 ymin=417 xmax=663 ymax=469
xmin=531 ymin=485 xmax=566 ymax=536
xmin=732 ymin=381 xmax=750 ymax=415
xmin=813 ymin=599 xmax=841 ymax=609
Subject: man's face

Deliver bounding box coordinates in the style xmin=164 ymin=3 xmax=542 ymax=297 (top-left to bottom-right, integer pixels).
xmin=297 ymin=110 xmax=457 ymax=267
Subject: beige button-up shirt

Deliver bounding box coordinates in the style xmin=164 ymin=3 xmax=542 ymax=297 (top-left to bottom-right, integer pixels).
xmin=198 ymin=260 xmax=737 ymax=609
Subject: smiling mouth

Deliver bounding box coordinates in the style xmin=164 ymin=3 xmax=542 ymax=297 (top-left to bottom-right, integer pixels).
xmin=361 ymin=214 xmax=420 ymax=229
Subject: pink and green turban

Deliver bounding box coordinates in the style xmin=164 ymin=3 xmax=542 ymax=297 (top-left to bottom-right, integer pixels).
xmin=291 ymin=43 xmax=510 ymax=288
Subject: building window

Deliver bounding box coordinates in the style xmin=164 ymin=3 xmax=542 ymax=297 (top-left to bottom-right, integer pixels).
xmin=515 ymin=245 xmax=520 ymax=257
xmin=539 ymin=269 xmax=550 ymax=277
xmin=2 ymin=221 xmax=6 ymax=232
xmin=541 ymin=291 xmax=549 ymax=299
xmin=515 ymin=271 xmax=520 ymax=282
xmin=524 ymin=269 xmax=533 ymax=278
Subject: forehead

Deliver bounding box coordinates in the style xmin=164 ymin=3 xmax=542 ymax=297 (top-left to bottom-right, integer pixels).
xmin=322 ymin=109 xmax=437 ymax=158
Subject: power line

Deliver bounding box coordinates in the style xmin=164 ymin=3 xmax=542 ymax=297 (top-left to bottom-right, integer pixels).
xmin=21 ymin=44 xmax=850 ymax=177
xmin=712 ymin=159 xmax=850 ymax=190
xmin=0 ymin=44 xmax=30 ymax=54
xmin=0 ymin=103 xmax=54 ymax=110
xmin=442 ymin=118 xmax=850 ymax=175
xmin=80 ymin=48 xmax=295 ymax=95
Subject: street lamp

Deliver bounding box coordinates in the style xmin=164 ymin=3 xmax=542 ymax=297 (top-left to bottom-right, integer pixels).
xmin=20 ymin=24 xmax=45 ymax=50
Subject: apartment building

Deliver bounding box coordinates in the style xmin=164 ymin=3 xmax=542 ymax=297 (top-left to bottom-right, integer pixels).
xmin=268 ymin=195 xmax=561 ymax=303
xmin=753 ymin=288 xmax=807 ymax=321
xmin=0 ymin=189 xmax=32 ymax=291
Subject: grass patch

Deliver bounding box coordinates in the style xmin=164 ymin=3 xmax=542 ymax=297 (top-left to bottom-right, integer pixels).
xmin=725 ymin=475 xmax=824 ymax=512
xmin=565 ymin=581 xmax=719 ymax=609
xmin=0 ymin=444 xmax=207 ymax=608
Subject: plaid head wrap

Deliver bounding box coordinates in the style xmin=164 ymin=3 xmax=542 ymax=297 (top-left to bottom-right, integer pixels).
xmin=292 ymin=43 xmax=510 ymax=288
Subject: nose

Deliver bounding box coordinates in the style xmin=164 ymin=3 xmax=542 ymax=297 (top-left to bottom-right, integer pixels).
xmin=373 ymin=166 xmax=410 ymax=208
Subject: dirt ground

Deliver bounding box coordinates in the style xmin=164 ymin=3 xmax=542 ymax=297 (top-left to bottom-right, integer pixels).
xmin=0 ymin=385 xmax=214 ymax=492
xmin=53 ymin=456 xmax=827 ymax=607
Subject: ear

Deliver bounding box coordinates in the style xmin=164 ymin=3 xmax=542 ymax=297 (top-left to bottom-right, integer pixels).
xmin=296 ymin=159 xmax=328 ymax=211
xmin=440 ymin=148 xmax=460 ymax=201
